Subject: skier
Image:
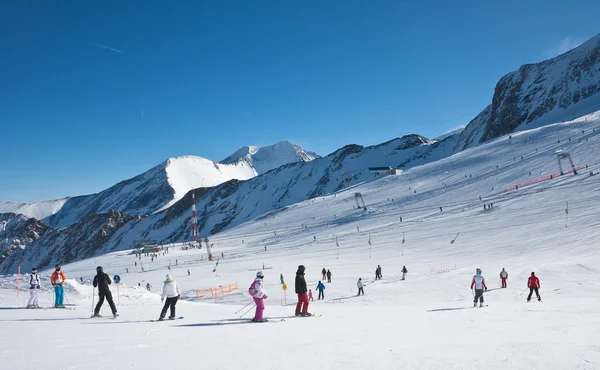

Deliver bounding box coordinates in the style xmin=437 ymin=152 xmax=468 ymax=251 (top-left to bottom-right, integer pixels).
xmin=326 ymin=269 xmax=332 ymax=283
xmin=316 ymin=281 xmax=325 ymax=300
xmin=188 ymin=269 xmax=191 ymax=276
xmin=146 ymin=283 xmax=152 ymax=291
xmin=92 ymin=266 xmax=118 ymax=318
xmin=80 ymin=277 xmax=84 ymax=283
xmin=159 ymin=274 xmax=181 ymax=321
xmin=248 ymin=271 xmax=268 ymax=322
xmin=308 ymin=289 xmax=314 ymax=302
xmin=280 ymin=273 xmax=284 ymax=284
xmin=470 ymin=268 xmax=487 ymax=307
xmin=51 ymin=265 xmax=67 ymax=308
xmin=527 ymin=272 xmax=542 ymax=302
xmin=321 ymin=267 xmax=327 ymax=280
xmin=27 ymin=268 xmax=41 ymax=308
xmin=500 ymin=268 xmax=508 ymax=288
xmin=357 ymin=278 xmax=364 ymax=296
xmin=375 ymin=265 xmax=382 ymax=280
xmin=401 ymin=266 xmax=408 ymax=280
xmin=295 ymin=265 xmax=311 ymax=316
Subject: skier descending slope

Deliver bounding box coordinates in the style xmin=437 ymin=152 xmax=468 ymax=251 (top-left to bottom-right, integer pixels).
xmin=159 ymin=274 xmax=181 ymax=321
xmin=470 ymin=268 xmax=487 ymax=307
xmin=248 ymin=271 xmax=268 ymax=322
xmin=527 ymin=272 xmax=542 ymax=302
xmin=27 ymin=268 xmax=40 ymax=308
xmin=92 ymin=267 xmax=118 ymax=318
xmin=500 ymin=268 xmax=508 ymax=288
xmin=295 ymin=265 xmax=312 ymax=316
xmin=51 ymin=265 xmax=67 ymax=308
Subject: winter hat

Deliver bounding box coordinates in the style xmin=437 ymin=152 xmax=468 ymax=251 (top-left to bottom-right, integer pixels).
xmin=531 ymin=272 xmax=535 ymax=276
xmin=31 ymin=268 xmax=37 ymax=273
xmin=165 ymin=274 xmax=174 ymax=283
xmin=298 ymin=265 xmax=305 ymax=271
xmin=55 ymin=265 xmax=61 ymax=270
xmin=476 ymin=268 xmax=482 ymax=274
xmin=256 ymin=271 xmax=264 ymax=278
xmin=96 ymin=266 xmax=103 ymax=272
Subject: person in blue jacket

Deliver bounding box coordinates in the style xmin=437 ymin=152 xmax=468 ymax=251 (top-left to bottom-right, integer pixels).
xmin=316 ymin=281 xmax=326 ymax=300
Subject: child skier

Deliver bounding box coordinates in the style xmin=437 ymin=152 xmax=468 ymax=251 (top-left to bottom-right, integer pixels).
xmin=357 ymin=278 xmax=364 ymax=295
xmin=249 ymin=271 xmax=268 ymax=322
xmin=316 ymin=281 xmax=325 ymax=300
xmin=51 ymin=265 xmax=67 ymax=308
xmin=500 ymin=268 xmax=508 ymax=288
xmin=401 ymin=266 xmax=408 ymax=280
xmin=159 ymin=274 xmax=181 ymax=320
xmin=308 ymin=289 xmax=314 ymax=302
xmin=93 ymin=266 xmax=118 ymax=318
xmin=527 ymin=272 xmax=541 ymax=302
xmin=27 ymin=268 xmax=40 ymax=308
xmin=470 ymin=268 xmax=487 ymax=307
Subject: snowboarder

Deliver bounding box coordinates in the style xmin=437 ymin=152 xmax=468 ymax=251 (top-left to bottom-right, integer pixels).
xmin=146 ymin=283 xmax=152 ymax=291
xmin=401 ymin=266 xmax=408 ymax=280
xmin=316 ymin=281 xmax=325 ymax=300
xmin=159 ymin=274 xmax=181 ymax=321
xmin=326 ymin=269 xmax=332 ymax=283
xmin=357 ymin=278 xmax=364 ymax=295
xmin=500 ymin=268 xmax=508 ymax=288
xmin=92 ymin=266 xmax=118 ymax=318
xmin=295 ymin=265 xmax=311 ymax=316
xmin=248 ymin=271 xmax=268 ymax=322
xmin=527 ymin=272 xmax=542 ymax=302
xmin=375 ymin=265 xmax=382 ymax=280
xmin=27 ymin=268 xmax=40 ymax=308
xmin=51 ymin=265 xmax=67 ymax=308
xmin=321 ymin=268 xmax=326 ymax=280
xmin=470 ymin=268 xmax=487 ymax=307
xmin=308 ymin=289 xmax=314 ymax=302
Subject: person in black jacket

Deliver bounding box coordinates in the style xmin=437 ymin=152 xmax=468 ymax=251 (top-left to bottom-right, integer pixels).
xmin=295 ymin=265 xmax=312 ymax=316
xmin=92 ymin=266 xmax=118 ymax=318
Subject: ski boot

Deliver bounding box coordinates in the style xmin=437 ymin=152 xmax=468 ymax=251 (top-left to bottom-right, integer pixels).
xmin=473 ymin=302 xmax=477 ymax=308
xmin=91 ymin=313 xmax=102 ymax=318
xmin=480 ymin=303 xmax=484 ymax=308
xmin=158 ymin=316 xmax=165 ymax=321
xmin=168 ymin=316 xmax=176 ymax=320
xmin=295 ymin=312 xmax=302 ymax=317
xmin=301 ymin=312 xmax=313 ymax=317
xmin=113 ymin=313 xmax=119 ymax=319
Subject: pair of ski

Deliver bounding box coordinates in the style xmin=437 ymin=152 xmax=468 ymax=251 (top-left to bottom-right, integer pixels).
xmin=247 ymin=314 xmax=322 ymax=323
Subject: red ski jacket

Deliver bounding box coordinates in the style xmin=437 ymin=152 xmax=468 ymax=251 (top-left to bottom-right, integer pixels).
xmin=527 ymin=276 xmax=540 ymax=288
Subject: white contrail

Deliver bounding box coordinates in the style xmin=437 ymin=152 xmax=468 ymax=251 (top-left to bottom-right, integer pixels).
xmin=92 ymin=43 xmax=123 ymax=53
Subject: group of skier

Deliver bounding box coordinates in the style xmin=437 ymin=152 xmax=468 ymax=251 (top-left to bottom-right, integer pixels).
xmin=471 ymin=268 xmax=542 ymax=307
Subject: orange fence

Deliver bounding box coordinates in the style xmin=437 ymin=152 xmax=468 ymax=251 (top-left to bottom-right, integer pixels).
xmin=196 ymin=282 xmax=238 ymax=301
xmin=506 ymin=165 xmax=588 ymax=191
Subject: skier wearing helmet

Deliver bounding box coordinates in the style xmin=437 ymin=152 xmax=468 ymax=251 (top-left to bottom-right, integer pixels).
xmin=470 ymin=268 xmax=487 ymax=307
xmin=248 ymin=271 xmax=268 ymax=322
xmin=295 ymin=265 xmax=312 ymax=316
xmin=92 ymin=266 xmax=118 ymax=318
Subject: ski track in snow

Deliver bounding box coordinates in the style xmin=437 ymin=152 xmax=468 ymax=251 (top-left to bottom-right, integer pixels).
xmin=1 ymin=114 xmax=600 ymax=369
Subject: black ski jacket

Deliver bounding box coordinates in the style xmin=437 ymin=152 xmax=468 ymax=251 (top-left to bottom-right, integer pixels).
xmin=93 ymin=273 xmax=112 ymax=294
xmin=295 ymin=271 xmax=307 ymax=294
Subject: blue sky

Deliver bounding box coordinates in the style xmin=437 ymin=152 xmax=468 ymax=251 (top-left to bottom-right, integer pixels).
xmin=1 ymin=1 xmax=599 ymax=203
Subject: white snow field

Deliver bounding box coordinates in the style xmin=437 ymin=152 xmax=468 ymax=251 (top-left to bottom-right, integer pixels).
xmin=2 ymin=113 xmax=600 ymax=369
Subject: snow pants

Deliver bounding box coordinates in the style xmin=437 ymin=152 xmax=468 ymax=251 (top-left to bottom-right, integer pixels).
xmin=28 ymin=289 xmax=39 ymax=306
xmin=402 ymin=272 xmax=406 ymax=280
xmin=95 ymin=291 xmax=117 ymax=315
xmin=54 ymin=286 xmax=64 ymax=306
xmin=474 ymin=289 xmax=484 ymax=303
xmin=501 ymin=278 xmax=507 ymax=288
xmin=327 ymin=276 xmax=331 ymax=283
xmin=160 ymin=295 xmax=180 ymax=318
xmin=318 ymin=290 xmax=324 ymax=300
xmin=253 ymin=297 xmax=264 ymax=321
xmin=527 ymin=288 xmax=541 ymax=301
xmin=358 ymin=287 xmax=364 ymax=295
xmin=296 ymin=293 xmax=309 ymax=314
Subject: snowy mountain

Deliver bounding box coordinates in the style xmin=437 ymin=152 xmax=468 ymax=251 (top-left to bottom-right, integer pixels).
xmin=0 ymin=213 xmax=50 ymax=264
xmin=0 ymin=198 xmax=69 ymax=221
xmin=221 ymin=140 xmax=320 ymax=174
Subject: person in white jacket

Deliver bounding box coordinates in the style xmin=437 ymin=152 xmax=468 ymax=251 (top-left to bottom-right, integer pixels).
xmin=248 ymin=271 xmax=268 ymax=322
xmin=158 ymin=274 xmax=181 ymax=321
xmin=27 ymin=268 xmax=41 ymax=308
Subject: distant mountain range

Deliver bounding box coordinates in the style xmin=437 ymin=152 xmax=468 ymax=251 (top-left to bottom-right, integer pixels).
xmin=1 ymin=33 xmax=599 ymax=274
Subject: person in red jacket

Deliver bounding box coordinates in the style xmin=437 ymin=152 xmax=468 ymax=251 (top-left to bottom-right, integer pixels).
xmin=527 ymin=272 xmax=541 ymax=302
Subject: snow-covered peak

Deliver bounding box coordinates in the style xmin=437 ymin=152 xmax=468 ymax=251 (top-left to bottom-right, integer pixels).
xmin=0 ymin=198 xmax=69 ymax=220
xmin=221 ymin=141 xmax=320 ymax=174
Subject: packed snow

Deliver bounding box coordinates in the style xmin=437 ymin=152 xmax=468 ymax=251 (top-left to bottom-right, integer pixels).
xmin=1 ymin=113 xmax=600 ymax=369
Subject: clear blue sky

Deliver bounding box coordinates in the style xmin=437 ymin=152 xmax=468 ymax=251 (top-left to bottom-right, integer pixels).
xmin=1 ymin=1 xmax=598 ymax=203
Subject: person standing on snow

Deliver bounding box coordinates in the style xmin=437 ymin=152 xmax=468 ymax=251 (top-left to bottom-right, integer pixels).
xmin=248 ymin=271 xmax=268 ymax=322
xmin=375 ymin=265 xmax=382 ymax=280
xmin=326 ymin=269 xmax=332 ymax=283
xmin=51 ymin=265 xmax=67 ymax=308
xmin=93 ymin=266 xmax=118 ymax=318
xmin=295 ymin=265 xmax=311 ymax=316
xmin=500 ymin=268 xmax=508 ymax=288
xmin=321 ymin=268 xmax=327 ymax=280
xmin=527 ymin=272 xmax=542 ymax=302
xmin=401 ymin=266 xmax=408 ymax=280
xmin=470 ymin=268 xmax=487 ymax=307
xmin=159 ymin=274 xmax=181 ymax=320
xmin=316 ymin=281 xmax=325 ymax=300
xmin=357 ymin=278 xmax=364 ymax=295
xmin=27 ymin=268 xmax=41 ymax=308
xmin=308 ymin=289 xmax=314 ymax=302
xmin=146 ymin=283 xmax=152 ymax=291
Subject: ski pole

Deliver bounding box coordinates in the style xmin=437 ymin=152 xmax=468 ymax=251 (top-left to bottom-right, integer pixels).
xmin=234 ymin=300 xmax=254 ymax=314
xmin=91 ymin=287 xmax=95 ymax=315
xmin=239 ymin=303 xmax=256 ymax=319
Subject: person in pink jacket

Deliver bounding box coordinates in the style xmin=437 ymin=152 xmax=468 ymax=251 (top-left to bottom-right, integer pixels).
xmin=249 ymin=271 xmax=268 ymax=322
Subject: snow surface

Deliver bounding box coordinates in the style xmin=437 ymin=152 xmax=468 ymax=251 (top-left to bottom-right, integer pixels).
xmin=0 ymin=198 xmax=68 ymax=220
xmin=2 ymin=113 xmax=600 ymax=369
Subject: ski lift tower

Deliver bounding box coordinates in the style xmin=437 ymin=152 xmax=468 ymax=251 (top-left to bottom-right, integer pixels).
xmin=556 ymin=150 xmax=578 ymax=175
xmin=354 ymin=192 xmax=366 ymax=210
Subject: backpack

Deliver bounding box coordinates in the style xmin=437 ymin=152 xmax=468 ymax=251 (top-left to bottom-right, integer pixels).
xmin=248 ymin=281 xmax=257 ymax=296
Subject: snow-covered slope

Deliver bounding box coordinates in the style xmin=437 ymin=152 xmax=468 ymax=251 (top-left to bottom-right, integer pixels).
xmin=221 ymin=140 xmax=320 ymax=174
xmin=0 ymin=198 xmax=68 ymax=220
xmin=46 ymin=156 xmax=256 ymax=228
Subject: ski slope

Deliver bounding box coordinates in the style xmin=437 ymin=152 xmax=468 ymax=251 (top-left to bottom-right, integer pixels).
xmin=1 ymin=113 xmax=600 ymax=369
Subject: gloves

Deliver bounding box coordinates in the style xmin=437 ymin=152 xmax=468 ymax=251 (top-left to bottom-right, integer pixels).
xmin=263 ymin=295 xmax=268 ymax=300
xmin=485 ymin=287 xmax=488 ymax=291
xmin=161 ymin=298 xmax=164 ymax=303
